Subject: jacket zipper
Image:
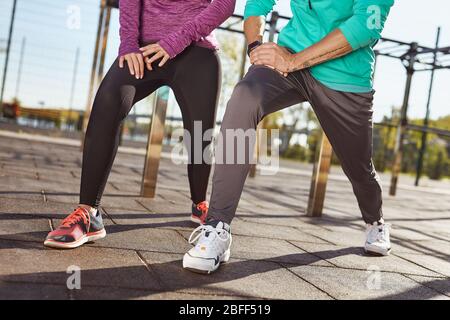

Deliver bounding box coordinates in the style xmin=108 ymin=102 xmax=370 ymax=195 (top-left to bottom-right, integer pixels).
xmin=308 ymin=0 xmax=312 ymax=10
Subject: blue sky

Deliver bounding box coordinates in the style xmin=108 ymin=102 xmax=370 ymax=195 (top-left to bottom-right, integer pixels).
xmin=0 ymin=0 xmax=449 ymax=123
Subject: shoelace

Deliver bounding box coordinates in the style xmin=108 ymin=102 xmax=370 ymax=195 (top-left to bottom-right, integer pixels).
xmin=196 ymin=201 xmax=209 ymax=214
xmin=370 ymin=223 xmax=390 ymax=243
xmin=61 ymin=207 xmax=91 ymax=230
xmin=378 ymin=224 xmax=390 ymax=241
xmin=188 ymin=225 xmax=229 ymax=245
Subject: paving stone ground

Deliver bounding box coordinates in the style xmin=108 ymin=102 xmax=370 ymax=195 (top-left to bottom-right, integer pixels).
xmin=0 ymin=129 xmax=449 ymax=300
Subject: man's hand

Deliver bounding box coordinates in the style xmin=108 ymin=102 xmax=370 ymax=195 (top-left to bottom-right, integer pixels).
xmin=119 ymin=52 xmax=145 ymax=79
xmin=250 ymin=43 xmax=293 ymax=76
xmin=139 ymin=44 xmax=170 ymax=71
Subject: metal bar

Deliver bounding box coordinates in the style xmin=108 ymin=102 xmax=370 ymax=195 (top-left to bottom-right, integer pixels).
xmin=389 ymin=42 xmax=418 ymax=196
xmin=406 ymin=124 xmax=450 ymax=138
xmin=0 ymin=0 xmax=18 ymax=115
xmin=68 ymin=46 xmax=80 ymax=130
xmin=307 ymin=132 xmax=332 ymax=217
xmin=81 ymin=0 xmax=107 ymax=137
xmin=14 ymin=36 xmax=26 ymax=99
xmin=97 ymin=6 xmax=112 ymax=83
xmin=378 ymin=37 xmax=416 ymax=47
xmin=415 ymin=27 xmax=441 ymax=186
xmin=107 ymin=0 xmax=119 ymax=8
xmin=239 ymin=41 xmax=248 ymax=80
xmin=141 ymin=87 xmax=169 ymax=198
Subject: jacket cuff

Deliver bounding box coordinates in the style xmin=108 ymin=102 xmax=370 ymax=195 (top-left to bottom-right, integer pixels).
xmin=119 ymin=43 xmax=141 ymax=57
xmin=338 ymin=19 xmax=372 ymax=51
xmin=158 ymin=39 xmax=180 ymax=59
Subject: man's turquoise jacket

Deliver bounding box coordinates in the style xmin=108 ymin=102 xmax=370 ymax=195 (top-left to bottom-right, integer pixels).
xmin=244 ymin=0 xmax=395 ymax=92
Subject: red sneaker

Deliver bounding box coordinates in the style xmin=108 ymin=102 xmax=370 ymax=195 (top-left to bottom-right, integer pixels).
xmin=44 ymin=207 xmax=106 ymax=249
xmin=191 ymin=201 xmax=209 ymax=225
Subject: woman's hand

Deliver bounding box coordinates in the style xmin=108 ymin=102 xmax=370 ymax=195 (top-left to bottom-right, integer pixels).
xmin=140 ymin=44 xmax=170 ymax=71
xmin=250 ymin=42 xmax=293 ymax=76
xmin=119 ymin=52 xmax=145 ymax=79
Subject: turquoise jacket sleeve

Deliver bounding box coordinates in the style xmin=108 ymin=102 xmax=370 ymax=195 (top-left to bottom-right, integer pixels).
xmin=338 ymin=0 xmax=395 ymax=50
xmin=243 ymin=0 xmax=276 ymax=20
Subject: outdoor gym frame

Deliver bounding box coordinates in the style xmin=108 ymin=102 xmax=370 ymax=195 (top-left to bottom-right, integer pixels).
xmin=82 ymin=0 xmax=450 ymax=217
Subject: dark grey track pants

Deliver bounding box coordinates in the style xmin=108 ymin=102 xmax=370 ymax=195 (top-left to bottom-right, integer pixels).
xmin=208 ymin=65 xmax=383 ymax=225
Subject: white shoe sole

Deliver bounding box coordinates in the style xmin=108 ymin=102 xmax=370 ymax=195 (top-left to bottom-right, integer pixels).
xmin=364 ymin=244 xmax=391 ymax=256
xmin=44 ymin=229 xmax=106 ymax=249
xmin=183 ymin=249 xmax=231 ymax=274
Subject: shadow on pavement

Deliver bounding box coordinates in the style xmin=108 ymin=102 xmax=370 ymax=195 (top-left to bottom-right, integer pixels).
xmin=0 ymin=241 xmax=362 ymax=299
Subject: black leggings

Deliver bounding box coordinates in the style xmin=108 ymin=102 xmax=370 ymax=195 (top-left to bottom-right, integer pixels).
xmin=80 ymin=45 xmax=221 ymax=207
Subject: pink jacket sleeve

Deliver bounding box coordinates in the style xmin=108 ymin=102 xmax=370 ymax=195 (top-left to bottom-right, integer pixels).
xmin=158 ymin=0 xmax=236 ymax=58
xmin=118 ymin=0 xmax=141 ymax=57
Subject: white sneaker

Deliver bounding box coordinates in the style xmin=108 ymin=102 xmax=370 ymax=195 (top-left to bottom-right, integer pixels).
xmin=364 ymin=222 xmax=391 ymax=256
xmin=183 ymin=221 xmax=232 ymax=274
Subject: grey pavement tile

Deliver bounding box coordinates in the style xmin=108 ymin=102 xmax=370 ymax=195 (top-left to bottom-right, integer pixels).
xmin=0 ymin=175 xmax=78 ymax=201
xmin=289 ymin=241 xmax=443 ymax=277
xmin=228 ymin=235 xmax=332 ymax=267
xmin=405 ymin=275 xmax=450 ymax=297
xmin=1 ymin=165 xmax=38 ymax=180
xmin=101 ymin=204 xmax=150 ymax=215
xmin=107 ymin=172 xmax=142 ymax=186
xmin=0 ymin=214 xmax=51 ymax=242
xmin=103 ymin=210 xmax=195 ymax=232
xmin=0 ymin=240 xmax=161 ymax=291
xmin=104 ymin=181 xmax=140 ymax=195
xmin=139 ymin=251 xmax=332 ymax=299
xmin=392 ymin=226 xmax=443 ymax=241
xmin=34 ymin=179 xmax=80 ymax=194
xmin=153 ymin=188 xmax=194 ymax=205
xmin=0 ymin=176 xmax=44 ymax=201
xmin=133 ymin=198 xmax=192 ymax=214
xmin=392 ymin=252 xmax=450 ymax=277
xmin=296 ymin=225 xmax=368 ymax=246
xmin=35 ymin=167 xmax=79 ymax=183
xmin=241 ymin=189 xmax=304 ymax=212
xmin=42 ymin=193 xmax=80 ymax=205
xmin=0 ymin=281 xmax=69 ymax=300
xmin=69 ymin=286 xmax=249 ymax=300
xmin=238 ymin=215 xmax=327 ymax=231
xmin=391 ymin=238 xmax=450 ymax=257
xmin=91 ymin=225 xmax=191 ymax=254
xmin=97 ymin=196 xmax=153 ymax=211
xmin=288 ymin=265 xmax=449 ymax=300
xmin=0 ymin=197 xmax=76 ymax=218
xmin=394 ymin=221 xmax=450 ymax=242
xmin=231 ymin=218 xmax=328 ymax=243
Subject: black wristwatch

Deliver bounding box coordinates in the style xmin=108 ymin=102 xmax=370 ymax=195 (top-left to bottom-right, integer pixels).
xmin=247 ymin=40 xmax=262 ymax=57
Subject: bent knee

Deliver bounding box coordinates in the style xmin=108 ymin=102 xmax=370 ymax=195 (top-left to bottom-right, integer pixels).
xmin=92 ymin=84 xmax=136 ymax=120
xmin=224 ymin=81 xmax=264 ymax=127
